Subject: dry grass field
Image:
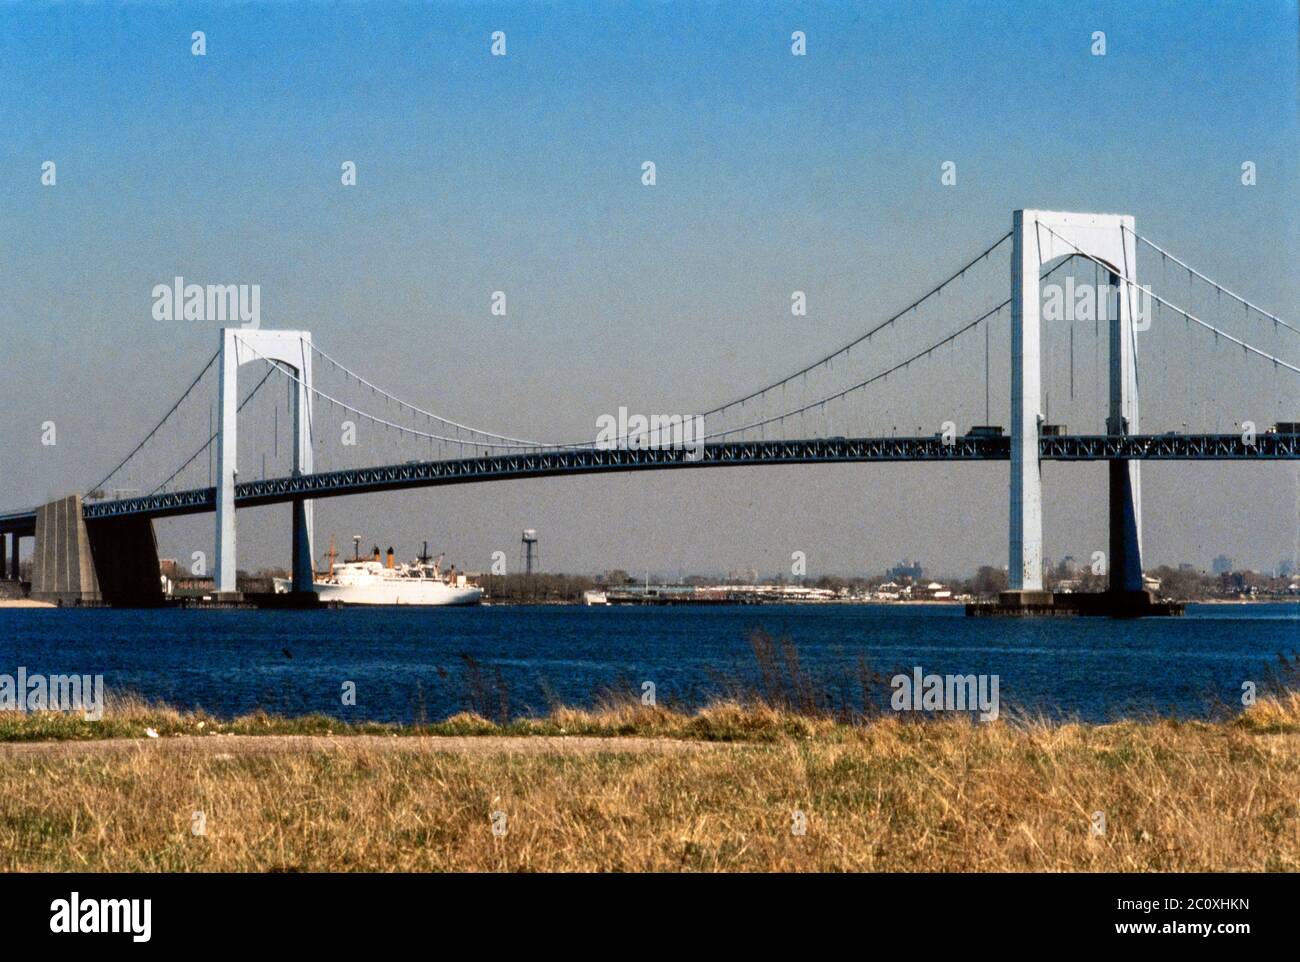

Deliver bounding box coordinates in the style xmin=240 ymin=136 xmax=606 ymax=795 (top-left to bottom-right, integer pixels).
xmin=1 ymin=693 xmax=1298 ymax=871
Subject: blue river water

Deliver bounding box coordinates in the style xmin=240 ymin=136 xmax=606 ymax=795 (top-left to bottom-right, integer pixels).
xmin=1 ymin=603 xmax=1297 ymax=723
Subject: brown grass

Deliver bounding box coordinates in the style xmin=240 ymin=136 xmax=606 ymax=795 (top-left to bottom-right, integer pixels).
xmin=1 ymin=692 xmax=1298 ymax=871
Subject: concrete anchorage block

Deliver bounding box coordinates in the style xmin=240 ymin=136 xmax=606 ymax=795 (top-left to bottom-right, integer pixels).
xmin=31 ymin=495 xmax=101 ymax=605
xmin=32 ymin=495 xmax=163 ymax=606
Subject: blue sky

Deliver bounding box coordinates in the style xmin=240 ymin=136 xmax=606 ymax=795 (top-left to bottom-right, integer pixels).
xmin=2 ymin=1 xmax=1297 ymax=576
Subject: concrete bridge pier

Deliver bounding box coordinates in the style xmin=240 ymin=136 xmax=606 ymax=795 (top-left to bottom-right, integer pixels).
xmin=292 ymin=497 xmax=314 ymax=591
xmin=31 ymin=495 xmax=98 ymax=604
xmin=1008 ymin=209 xmax=1047 ymax=601
xmin=0 ymin=532 xmax=27 ymax=601
xmin=86 ymin=514 xmax=166 ymax=606
xmin=1105 ymin=260 xmax=1144 ymax=595
xmin=29 ymin=494 xmax=163 ymax=606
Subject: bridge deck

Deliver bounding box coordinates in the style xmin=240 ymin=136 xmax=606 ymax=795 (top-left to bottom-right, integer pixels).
xmin=0 ymin=433 xmax=1295 ymax=531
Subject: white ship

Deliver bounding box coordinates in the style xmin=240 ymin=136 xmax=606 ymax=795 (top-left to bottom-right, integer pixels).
xmin=274 ymin=541 xmax=482 ymax=606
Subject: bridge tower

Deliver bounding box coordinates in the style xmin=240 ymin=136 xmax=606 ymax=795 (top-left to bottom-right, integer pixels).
xmin=1010 ymin=210 xmax=1142 ymax=597
xmin=214 ymin=329 xmax=315 ymax=598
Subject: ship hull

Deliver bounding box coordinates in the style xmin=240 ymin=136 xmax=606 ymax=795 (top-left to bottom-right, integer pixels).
xmin=273 ymin=578 xmax=482 ymax=606
xmin=316 ymin=581 xmax=482 ymax=606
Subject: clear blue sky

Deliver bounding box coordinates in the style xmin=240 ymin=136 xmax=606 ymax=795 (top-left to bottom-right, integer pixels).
xmin=2 ymin=1 xmax=1296 ymax=577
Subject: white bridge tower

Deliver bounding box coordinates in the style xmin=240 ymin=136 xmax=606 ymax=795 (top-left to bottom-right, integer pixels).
xmin=1009 ymin=210 xmax=1142 ymax=597
xmin=214 ymin=328 xmax=315 ymax=597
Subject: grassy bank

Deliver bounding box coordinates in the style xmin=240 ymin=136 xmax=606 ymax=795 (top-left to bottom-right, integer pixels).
xmin=1 ymin=694 xmax=1298 ymax=871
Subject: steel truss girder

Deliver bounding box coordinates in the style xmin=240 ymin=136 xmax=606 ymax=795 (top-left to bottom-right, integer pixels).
xmin=58 ymin=432 xmax=1300 ymax=524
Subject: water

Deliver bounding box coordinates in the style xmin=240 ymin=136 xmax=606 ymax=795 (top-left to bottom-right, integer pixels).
xmin=2 ymin=603 xmax=1296 ymax=723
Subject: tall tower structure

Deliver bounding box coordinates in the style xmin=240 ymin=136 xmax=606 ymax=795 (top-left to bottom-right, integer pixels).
xmin=521 ymin=529 xmax=539 ymax=577
xmin=214 ymin=328 xmax=315 ymax=597
xmin=1008 ymin=211 xmax=1142 ymax=599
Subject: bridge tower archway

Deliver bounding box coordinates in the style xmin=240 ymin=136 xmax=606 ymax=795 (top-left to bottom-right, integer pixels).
xmin=214 ymin=328 xmax=315 ymax=597
xmin=1010 ymin=210 xmax=1141 ymax=595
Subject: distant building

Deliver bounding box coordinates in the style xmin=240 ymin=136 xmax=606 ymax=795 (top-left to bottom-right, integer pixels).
xmin=912 ymin=581 xmax=952 ymax=600
xmin=888 ymin=559 xmax=923 ymax=582
xmin=1219 ymin=571 xmax=1249 ymax=594
xmin=1211 ymin=554 xmax=1234 ymax=575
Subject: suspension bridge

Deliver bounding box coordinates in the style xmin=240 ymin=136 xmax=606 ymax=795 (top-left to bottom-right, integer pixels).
xmin=2 ymin=210 xmax=1296 ymax=611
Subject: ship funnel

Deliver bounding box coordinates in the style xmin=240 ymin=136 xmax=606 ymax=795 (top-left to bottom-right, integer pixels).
xmin=372 ymin=545 xmax=380 ymax=562
xmin=386 ymin=546 xmax=395 ymax=569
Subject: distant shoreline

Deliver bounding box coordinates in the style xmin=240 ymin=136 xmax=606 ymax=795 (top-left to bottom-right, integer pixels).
xmin=2 ymin=596 xmax=1295 ymax=610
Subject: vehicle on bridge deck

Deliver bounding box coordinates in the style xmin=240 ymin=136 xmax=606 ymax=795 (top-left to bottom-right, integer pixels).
xmin=965 ymin=425 xmax=1005 ymax=438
